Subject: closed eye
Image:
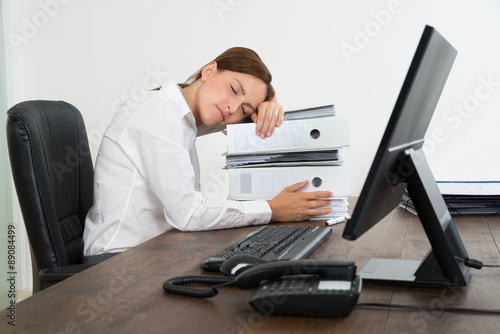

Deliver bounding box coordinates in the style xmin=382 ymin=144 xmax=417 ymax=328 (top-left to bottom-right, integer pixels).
xmin=231 ymin=85 xmax=237 ymax=94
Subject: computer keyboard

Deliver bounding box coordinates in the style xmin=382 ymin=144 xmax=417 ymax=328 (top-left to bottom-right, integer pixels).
xmin=200 ymin=224 xmax=332 ymax=271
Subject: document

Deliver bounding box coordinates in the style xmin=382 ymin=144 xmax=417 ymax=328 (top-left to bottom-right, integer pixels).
xmin=436 ymin=181 xmax=500 ymax=196
xmin=399 ymin=182 xmax=500 ymax=215
xmin=225 ymin=150 xmax=342 ymax=168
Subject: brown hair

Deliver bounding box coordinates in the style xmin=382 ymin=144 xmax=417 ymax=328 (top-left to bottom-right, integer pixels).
xmin=181 ymin=47 xmax=275 ymax=101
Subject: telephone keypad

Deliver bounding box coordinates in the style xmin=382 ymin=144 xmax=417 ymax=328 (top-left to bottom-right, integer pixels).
xmin=250 ymin=276 xmax=361 ymax=318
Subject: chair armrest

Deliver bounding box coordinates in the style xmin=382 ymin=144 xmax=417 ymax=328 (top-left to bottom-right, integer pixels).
xmin=39 ymin=263 xmax=96 ymax=282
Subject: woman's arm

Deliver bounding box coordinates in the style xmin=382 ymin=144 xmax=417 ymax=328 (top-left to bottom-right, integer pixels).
xmin=126 ymin=100 xmax=270 ymax=232
xmin=251 ymin=98 xmax=284 ymax=139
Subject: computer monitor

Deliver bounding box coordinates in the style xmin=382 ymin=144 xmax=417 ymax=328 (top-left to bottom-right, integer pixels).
xmin=342 ymin=25 xmax=471 ymax=288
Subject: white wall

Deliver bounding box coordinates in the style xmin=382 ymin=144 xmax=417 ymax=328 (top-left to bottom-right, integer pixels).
xmin=4 ymin=0 xmax=500 ymax=292
xmin=6 ymin=0 xmax=500 ymax=197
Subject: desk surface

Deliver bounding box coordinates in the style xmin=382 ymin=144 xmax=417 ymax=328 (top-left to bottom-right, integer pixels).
xmin=3 ymin=199 xmax=500 ymax=333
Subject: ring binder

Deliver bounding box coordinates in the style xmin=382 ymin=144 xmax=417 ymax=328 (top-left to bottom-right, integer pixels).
xmin=225 ymin=106 xmax=351 ymax=219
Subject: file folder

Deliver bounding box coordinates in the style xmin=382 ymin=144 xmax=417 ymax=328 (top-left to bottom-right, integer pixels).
xmin=226 ymin=116 xmax=349 ymax=156
xmin=228 ymin=165 xmax=350 ymax=201
xmin=282 ymin=104 xmax=335 ymax=120
xmin=400 ymin=182 xmax=500 ymax=215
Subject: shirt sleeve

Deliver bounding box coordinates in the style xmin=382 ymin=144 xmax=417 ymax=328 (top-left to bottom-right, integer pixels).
xmin=119 ymin=98 xmax=271 ymax=232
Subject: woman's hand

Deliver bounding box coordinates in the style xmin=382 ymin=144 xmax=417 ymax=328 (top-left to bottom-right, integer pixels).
xmin=266 ymin=181 xmax=334 ymax=222
xmin=251 ymin=98 xmax=284 ymax=138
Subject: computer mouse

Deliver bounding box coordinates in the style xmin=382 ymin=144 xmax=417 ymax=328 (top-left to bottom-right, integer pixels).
xmin=219 ymin=255 xmax=268 ymax=277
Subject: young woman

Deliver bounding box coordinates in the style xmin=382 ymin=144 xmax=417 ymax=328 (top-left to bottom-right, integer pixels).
xmin=83 ymin=47 xmax=334 ymax=256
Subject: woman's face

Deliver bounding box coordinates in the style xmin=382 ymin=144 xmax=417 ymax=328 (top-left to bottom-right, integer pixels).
xmin=196 ymin=63 xmax=267 ymax=127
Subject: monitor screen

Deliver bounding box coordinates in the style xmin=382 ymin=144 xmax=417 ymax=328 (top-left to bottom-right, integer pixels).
xmin=342 ymin=25 xmax=470 ymax=287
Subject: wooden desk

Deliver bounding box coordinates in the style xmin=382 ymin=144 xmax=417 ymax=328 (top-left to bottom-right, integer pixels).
xmin=2 ymin=201 xmax=500 ymax=333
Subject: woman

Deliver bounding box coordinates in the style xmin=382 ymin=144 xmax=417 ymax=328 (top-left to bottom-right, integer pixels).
xmin=83 ymin=47 xmax=333 ymax=256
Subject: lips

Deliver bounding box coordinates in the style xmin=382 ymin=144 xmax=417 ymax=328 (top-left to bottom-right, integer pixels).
xmin=217 ymin=106 xmax=225 ymax=121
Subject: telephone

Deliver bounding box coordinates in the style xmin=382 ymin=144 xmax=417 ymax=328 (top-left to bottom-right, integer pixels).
xmin=163 ymin=259 xmax=361 ymax=318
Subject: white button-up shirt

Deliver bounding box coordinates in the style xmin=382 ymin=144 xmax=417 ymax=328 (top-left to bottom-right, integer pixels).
xmin=83 ymin=81 xmax=271 ymax=255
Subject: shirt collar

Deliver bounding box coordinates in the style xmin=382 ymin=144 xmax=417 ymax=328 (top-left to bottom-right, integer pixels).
xmin=160 ymin=80 xmax=192 ymax=119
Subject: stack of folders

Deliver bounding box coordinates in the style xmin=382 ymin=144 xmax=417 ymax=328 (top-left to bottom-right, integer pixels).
xmin=225 ymin=104 xmax=351 ymax=220
xmin=399 ymin=181 xmax=500 ymax=215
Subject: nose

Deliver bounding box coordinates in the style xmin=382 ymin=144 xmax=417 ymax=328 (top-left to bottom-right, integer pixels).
xmin=226 ymin=101 xmax=238 ymax=114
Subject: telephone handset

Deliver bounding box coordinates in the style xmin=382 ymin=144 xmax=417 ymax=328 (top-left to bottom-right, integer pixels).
xmin=232 ymin=259 xmax=356 ymax=288
xmin=163 ymin=259 xmax=361 ymax=318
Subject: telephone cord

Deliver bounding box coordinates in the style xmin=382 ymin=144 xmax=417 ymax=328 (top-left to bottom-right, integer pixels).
xmin=163 ymin=275 xmax=235 ymax=298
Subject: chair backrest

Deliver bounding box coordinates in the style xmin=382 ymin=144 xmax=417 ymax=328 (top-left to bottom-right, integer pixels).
xmin=6 ymin=101 xmax=94 ymax=283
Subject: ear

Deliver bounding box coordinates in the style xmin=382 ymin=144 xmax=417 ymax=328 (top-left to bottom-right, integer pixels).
xmin=201 ymin=62 xmax=218 ymax=81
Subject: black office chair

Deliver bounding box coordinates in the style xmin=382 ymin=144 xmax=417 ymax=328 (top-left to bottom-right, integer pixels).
xmin=6 ymin=100 xmax=96 ymax=293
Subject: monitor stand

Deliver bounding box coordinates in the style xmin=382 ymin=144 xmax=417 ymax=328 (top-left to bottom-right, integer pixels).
xmin=358 ymin=148 xmax=470 ymax=288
